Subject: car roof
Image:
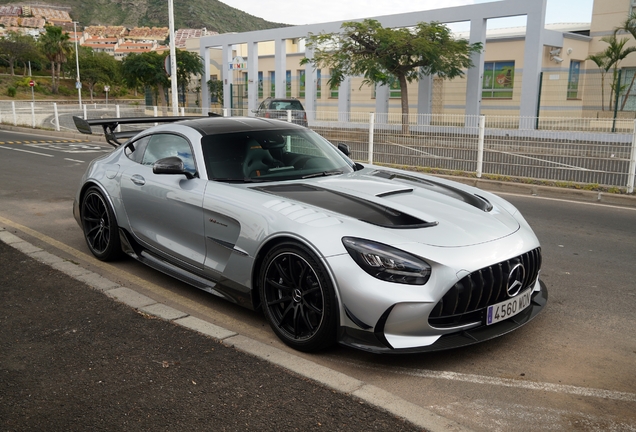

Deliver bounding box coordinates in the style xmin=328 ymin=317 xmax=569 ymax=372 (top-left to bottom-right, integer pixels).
xmin=177 ymin=116 xmax=306 ymax=136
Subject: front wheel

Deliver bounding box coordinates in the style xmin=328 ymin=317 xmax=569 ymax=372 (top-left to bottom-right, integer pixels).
xmin=80 ymin=186 xmax=122 ymax=261
xmin=259 ymin=242 xmax=338 ymax=352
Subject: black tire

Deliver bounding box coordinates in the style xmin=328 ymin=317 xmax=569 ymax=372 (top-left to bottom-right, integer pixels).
xmin=259 ymin=242 xmax=338 ymax=352
xmin=80 ymin=186 xmax=122 ymax=261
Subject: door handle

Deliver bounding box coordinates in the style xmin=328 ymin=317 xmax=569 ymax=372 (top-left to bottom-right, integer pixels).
xmin=131 ymin=174 xmax=146 ymax=186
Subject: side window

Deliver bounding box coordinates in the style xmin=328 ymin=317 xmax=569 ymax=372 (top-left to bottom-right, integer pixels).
xmin=142 ymin=134 xmax=197 ymax=175
xmin=124 ymin=135 xmax=150 ymax=164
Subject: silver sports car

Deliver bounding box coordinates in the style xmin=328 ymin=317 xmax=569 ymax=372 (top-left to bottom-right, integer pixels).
xmin=73 ymin=115 xmax=547 ymax=353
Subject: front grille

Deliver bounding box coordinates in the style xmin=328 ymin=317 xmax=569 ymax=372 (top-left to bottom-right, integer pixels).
xmin=428 ymin=248 xmax=541 ymax=328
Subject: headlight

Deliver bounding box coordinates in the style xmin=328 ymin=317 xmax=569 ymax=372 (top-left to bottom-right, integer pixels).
xmin=342 ymin=237 xmax=431 ymax=285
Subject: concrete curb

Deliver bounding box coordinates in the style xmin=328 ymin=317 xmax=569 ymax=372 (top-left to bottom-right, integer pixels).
xmin=0 ymin=226 xmax=471 ymax=432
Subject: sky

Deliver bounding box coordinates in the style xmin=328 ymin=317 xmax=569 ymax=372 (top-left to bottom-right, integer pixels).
xmin=220 ymin=0 xmax=595 ymax=29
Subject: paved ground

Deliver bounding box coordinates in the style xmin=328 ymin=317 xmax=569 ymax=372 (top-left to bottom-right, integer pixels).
xmin=0 ymin=231 xmax=455 ymax=432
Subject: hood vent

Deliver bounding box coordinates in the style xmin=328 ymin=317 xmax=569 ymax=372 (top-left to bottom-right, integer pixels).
xmin=371 ymin=170 xmax=493 ymax=212
xmin=254 ymin=184 xmax=437 ymax=229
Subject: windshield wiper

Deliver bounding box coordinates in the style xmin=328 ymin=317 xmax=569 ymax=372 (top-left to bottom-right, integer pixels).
xmin=302 ymin=170 xmax=344 ymax=179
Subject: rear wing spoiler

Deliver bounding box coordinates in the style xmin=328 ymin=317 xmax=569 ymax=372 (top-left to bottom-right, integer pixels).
xmin=72 ymin=113 xmax=220 ymax=147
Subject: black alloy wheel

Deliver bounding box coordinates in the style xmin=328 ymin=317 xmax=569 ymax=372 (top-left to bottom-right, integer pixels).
xmin=260 ymin=243 xmax=337 ymax=352
xmin=81 ymin=187 xmax=122 ymax=261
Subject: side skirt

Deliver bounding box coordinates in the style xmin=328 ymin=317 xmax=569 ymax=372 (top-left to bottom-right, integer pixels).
xmin=118 ymin=229 xmax=255 ymax=309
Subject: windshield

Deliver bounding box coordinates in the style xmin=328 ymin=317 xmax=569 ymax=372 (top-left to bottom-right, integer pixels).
xmin=201 ymin=128 xmax=355 ymax=182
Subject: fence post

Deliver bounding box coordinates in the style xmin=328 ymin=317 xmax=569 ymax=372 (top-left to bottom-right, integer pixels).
xmin=115 ymin=105 xmax=121 ymax=132
xmin=287 ymin=110 xmax=292 ymax=123
xmin=180 ymin=107 xmax=185 ymax=116
xmin=30 ymin=102 xmax=35 ymax=128
xmin=83 ymin=104 xmax=87 ymax=120
xmin=628 ymin=120 xmax=636 ymax=194
xmin=53 ymin=103 xmax=60 ymax=132
xmin=477 ymin=115 xmax=486 ymax=178
xmin=11 ymin=101 xmax=16 ymax=126
xmin=368 ymin=112 xmax=375 ymax=164
xmin=223 ymin=108 xmax=228 ymax=117
xmin=154 ymin=106 xmax=158 ymax=126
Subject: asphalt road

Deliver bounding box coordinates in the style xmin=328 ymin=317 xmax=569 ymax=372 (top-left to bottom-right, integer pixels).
xmin=1 ymin=127 xmax=635 ymax=431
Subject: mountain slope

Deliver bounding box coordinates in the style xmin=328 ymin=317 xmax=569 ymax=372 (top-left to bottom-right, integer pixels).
xmin=0 ymin=0 xmax=287 ymax=33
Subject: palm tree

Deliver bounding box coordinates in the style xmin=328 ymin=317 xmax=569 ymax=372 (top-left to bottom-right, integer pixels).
xmin=587 ymin=53 xmax=612 ymax=111
xmin=617 ymin=13 xmax=636 ymax=110
xmin=38 ymin=26 xmax=72 ymax=94
xmin=599 ymin=34 xmax=636 ymax=111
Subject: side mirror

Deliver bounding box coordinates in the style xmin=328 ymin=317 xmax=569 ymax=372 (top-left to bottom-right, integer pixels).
xmin=153 ymin=156 xmax=195 ymax=179
xmin=337 ymin=142 xmax=350 ymax=157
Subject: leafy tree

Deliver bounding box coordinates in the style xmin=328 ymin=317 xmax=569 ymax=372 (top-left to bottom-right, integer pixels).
xmin=121 ymin=52 xmax=168 ymax=107
xmin=587 ymin=52 xmax=612 ymax=111
xmin=38 ymin=26 xmax=72 ymax=94
xmin=599 ymin=34 xmax=636 ymax=111
xmin=66 ymin=47 xmax=121 ymax=102
xmin=207 ymin=78 xmax=223 ymax=105
xmin=0 ymin=31 xmax=41 ymax=76
xmin=302 ymin=19 xmax=482 ymax=133
xmin=175 ymin=50 xmax=203 ymax=107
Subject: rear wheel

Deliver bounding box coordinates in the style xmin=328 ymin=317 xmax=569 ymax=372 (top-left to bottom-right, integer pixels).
xmin=259 ymin=242 xmax=337 ymax=352
xmin=80 ymin=186 xmax=122 ymax=261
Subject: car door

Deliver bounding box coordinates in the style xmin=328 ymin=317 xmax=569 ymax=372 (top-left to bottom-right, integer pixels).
xmin=120 ymin=133 xmax=206 ymax=268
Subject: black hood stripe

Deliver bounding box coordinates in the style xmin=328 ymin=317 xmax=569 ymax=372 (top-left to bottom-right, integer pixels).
xmin=253 ymin=184 xmax=437 ymax=229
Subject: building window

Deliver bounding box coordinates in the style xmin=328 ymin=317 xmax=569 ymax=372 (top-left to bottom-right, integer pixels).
xmin=269 ymin=71 xmax=275 ymax=97
xmin=258 ymin=71 xmax=263 ymax=98
xmin=329 ymin=69 xmax=338 ymax=98
xmin=389 ymin=76 xmax=401 ymax=98
xmin=482 ymin=61 xmax=515 ymax=99
xmin=298 ymin=70 xmax=305 ymax=98
xmin=316 ymin=69 xmax=322 ymax=98
xmin=631 ymin=0 xmax=636 ymax=16
xmin=286 ymin=70 xmax=292 ymax=97
xmin=567 ymin=61 xmax=581 ymax=99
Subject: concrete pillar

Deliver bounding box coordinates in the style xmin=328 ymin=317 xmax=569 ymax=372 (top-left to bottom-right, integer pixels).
xmin=337 ymin=76 xmax=351 ymax=122
xmin=520 ymin=2 xmax=548 ymax=125
xmin=247 ymin=41 xmax=259 ymax=116
xmin=275 ymin=39 xmax=287 ymax=98
xmin=417 ymin=74 xmax=433 ymax=125
xmin=375 ymin=84 xmax=389 ymax=124
xmin=466 ymin=17 xmax=487 ymax=121
xmin=200 ymin=45 xmax=211 ymax=114
xmin=304 ymin=46 xmax=317 ymax=120
xmin=222 ymin=44 xmax=233 ymax=113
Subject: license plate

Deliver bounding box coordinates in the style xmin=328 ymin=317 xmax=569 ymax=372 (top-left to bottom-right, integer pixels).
xmin=486 ymin=288 xmax=532 ymax=325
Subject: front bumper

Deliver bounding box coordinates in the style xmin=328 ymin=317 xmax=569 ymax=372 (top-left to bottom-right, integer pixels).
xmin=338 ymin=280 xmax=548 ymax=354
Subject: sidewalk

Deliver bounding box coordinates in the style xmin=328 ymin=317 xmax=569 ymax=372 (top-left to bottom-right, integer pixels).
xmin=0 ymin=229 xmax=469 ymax=432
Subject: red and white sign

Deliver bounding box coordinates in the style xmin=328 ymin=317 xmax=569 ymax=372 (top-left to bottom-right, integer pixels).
xmin=29 ymin=80 xmax=35 ymax=87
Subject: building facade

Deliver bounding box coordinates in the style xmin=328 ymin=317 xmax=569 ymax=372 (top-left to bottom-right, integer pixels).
xmin=190 ymin=0 xmax=636 ymax=122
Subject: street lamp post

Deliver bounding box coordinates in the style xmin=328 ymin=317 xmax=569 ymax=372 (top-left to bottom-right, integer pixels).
xmin=168 ymin=0 xmax=178 ymax=116
xmin=73 ymin=21 xmax=82 ymax=109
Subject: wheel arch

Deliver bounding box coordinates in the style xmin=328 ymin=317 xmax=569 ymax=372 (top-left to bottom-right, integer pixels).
xmin=250 ymin=234 xmax=342 ymax=320
xmin=78 ymin=181 xmax=118 ymax=222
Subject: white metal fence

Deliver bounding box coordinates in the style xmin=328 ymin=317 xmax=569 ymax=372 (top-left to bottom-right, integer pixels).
xmin=2 ymin=101 xmax=634 ymax=193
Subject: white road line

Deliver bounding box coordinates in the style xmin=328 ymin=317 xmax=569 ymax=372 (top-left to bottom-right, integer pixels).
xmin=0 ymin=146 xmax=53 ymax=157
xmin=64 ymin=158 xmax=85 ymax=163
xmin=333 ymin=360 xmax=636 ymax=403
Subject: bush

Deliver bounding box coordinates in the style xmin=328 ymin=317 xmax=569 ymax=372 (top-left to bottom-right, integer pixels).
xmin=7 ymin=86 xmax=16 ymax=97
xmin=57 ymin=86 xmax=73 ymax=96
